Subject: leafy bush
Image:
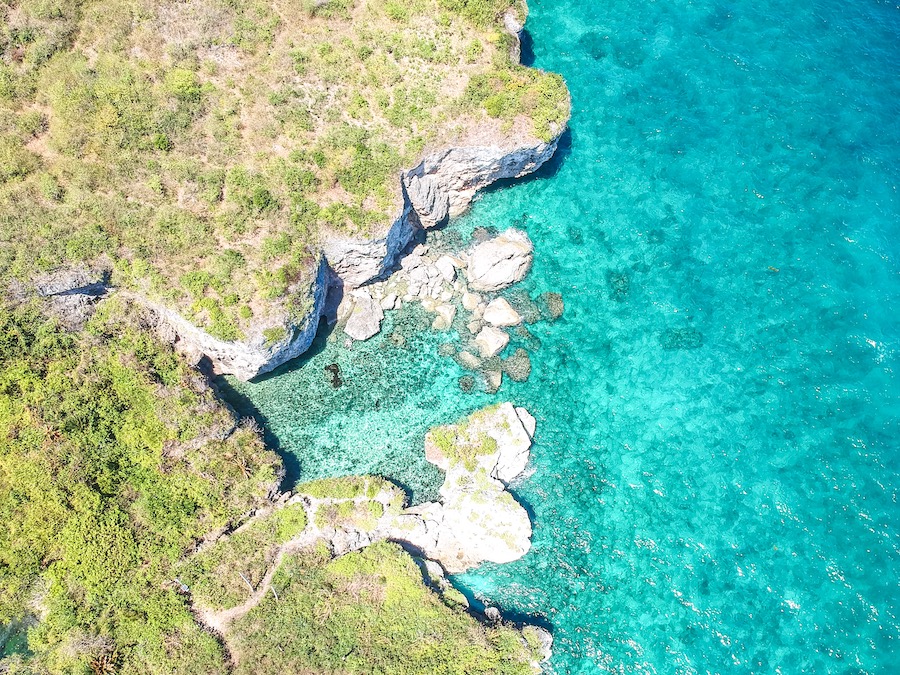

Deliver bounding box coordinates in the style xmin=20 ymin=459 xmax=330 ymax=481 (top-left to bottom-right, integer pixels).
xmin=0 ymin=302 xmax=279 ymax=672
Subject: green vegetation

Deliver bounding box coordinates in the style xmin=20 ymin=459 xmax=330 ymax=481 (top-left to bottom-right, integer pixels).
xmin=228 ymin=541 xmax=538 ymax=674
xmin=428 ymin=405 xmax=504 ymax=469
xmin=180 ymin=503 xmax=309 ymax=611
xmin=0 ymin=0 xmax=567 ymax=342
xmin=0 ymin=301 xmax=280 ymax=673
xmin=297 ymin=475 xmax=398 ymax=501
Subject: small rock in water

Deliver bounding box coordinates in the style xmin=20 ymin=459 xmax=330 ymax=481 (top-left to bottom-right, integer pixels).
xmin=484 ymin=607 xmax=502 ymax=624
xmin=462 ymin=291 xmax=482 ymax=311
xmin=432 ymin=304 xmax=456 ymax=330
xmin=471 ymin=226 xmax=499 ymax=244
xmin=659 ymin=327 xmax=703 ymax=350
xmin=456 ymin=350 xmax=482 ymax=371
xmin=467 ymin=320 xmax=482 ymax=335
xmin=389 ymin=330 xmax=407 ymax=348
xmin=475 ymin=326 xmax=509 ymax=358
xmin=435 ymin=256 xmax=457 ymax=282
xmin=438 ymin=342 xmax=457 ymax=357
xmin=458 ymin=375 xmax=475 ymax=393
xmin=483 ymin=297 xmax=522 ymax=327
xmin=324 ymin=363 xmax=343 ymax=389
xmin=538 ymin=292 xmax=565 ymax=321
xmin=502 ymin=348 xmax=532 ymax=382
xmin=381 ymin=293 xmax=398 ymax=310
xmin=484 ymin=369 xmax=503 ymax=394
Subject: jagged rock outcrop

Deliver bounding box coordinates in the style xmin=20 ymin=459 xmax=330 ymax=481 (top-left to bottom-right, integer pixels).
xmin=324 ymin=134 xmax=559 ymax=292
xmin=141 ymin=257 xmax=330 ymax=381
xmin=31 ymin=265 xmax=110 ymax=330
xmin=390 ymin=403 xmax=536 ymax=573
xmin=466 ymin=228 xmax=534 ymax=291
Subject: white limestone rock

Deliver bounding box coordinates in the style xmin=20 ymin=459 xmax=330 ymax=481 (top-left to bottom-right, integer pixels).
xmin=435 ymin=255 xmax=457 ymax=282
xmin=466 ymin=229 xmax=533 ymax=292
xmin=432 ymin=304 xmax=456 ymax=330
xmin=390 ymin=403 xmax=537 ymax=573
xmin=483 ymin=297 xmax=522 ymax=327
xmin=462 ymin=291 xmax=482 ymax=311
xmin=344 ymin=293 xmax=384 ymax=341
xmin=475 ymin=326 xmax=509 ymax=358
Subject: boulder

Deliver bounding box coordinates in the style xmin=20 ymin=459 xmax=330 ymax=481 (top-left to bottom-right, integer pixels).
xmin=462 ymin=291 xmax=482 ymax=311
xmin=475 ymin=326 xmax=509 ymax=358
xmin=432 ymin=304 xmax=456 ymax=330
xmin=344 ymin=294 xmax=384 ymax=341
xmin=380 ymin=293 xmax=398 ymax=310
xmin=483 ymin=297 xmax=522 ymax=327
xmin=466 ymin=229 xmax=533 ymax=292
xmin=435 ymin=256 xmax=457 ymax=283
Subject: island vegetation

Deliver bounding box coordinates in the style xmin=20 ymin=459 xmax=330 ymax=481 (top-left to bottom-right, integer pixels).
xmin=0 ymin=0 xmax=568 ymax=343
xmin=0 ymin=0 xmax=564 ymax=671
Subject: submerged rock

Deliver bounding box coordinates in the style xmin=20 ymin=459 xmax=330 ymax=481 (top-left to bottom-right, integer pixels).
xmin=502 ymin=348 xmax=532 ymax=382
xmin=466 ymin=229 xmax=533 ymax=292
xmin=458 ymin=375 xmax=475 ymax=393
xmin=538 ymin=292 xmax=565 ymax=321
xmin=324 ymin=363 xmax=343 ymax=389
xmin=606 ymin=270 xmax=630 ymax=302
xmin=506 ymin=289 xmax=542 ymax=324
xmin=660 ymin=327 xmax=703 ymax=350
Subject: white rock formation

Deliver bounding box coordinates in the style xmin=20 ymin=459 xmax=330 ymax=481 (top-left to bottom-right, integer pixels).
xmin=466 ymin=229 xmax=534 ymax=292
xmin=390 ymin=403 xmax=536 ymax=573
xmin=133 ymin=257 xmax=330 ymax=381
xmin=343 ymin=292 xmax=384 ymax=341
xmin=475 ymin=326 xmax=510 ymax=358
xmin=431 ymin=304 xmax=456 ymax=330
xmin=483 ymin=297 xmax=522 ymax=327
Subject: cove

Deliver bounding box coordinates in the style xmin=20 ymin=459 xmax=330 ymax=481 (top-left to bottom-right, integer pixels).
xmin=223 ymin=0 xmax=900 ymax=671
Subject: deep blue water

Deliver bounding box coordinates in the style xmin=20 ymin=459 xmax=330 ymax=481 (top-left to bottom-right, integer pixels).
xmin=225 ymin=0 xmax=900 ymax=671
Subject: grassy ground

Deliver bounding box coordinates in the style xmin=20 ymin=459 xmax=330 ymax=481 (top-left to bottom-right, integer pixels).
xmin=227 ymin=541 xmax=542 ymax=674
xmin=0 ymin=304 xmax=544 ymax=673
xmin=0 ymin=300 xmax=280 ymax=673
xmin=0 ymin=0 xmax=568 ymax=342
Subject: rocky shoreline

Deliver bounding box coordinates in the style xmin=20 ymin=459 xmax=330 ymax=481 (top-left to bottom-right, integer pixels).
xmin=194 ymin=402 xmax=551 ymax=667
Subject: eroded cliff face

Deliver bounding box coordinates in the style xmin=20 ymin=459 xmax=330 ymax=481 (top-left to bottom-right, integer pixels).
xmin=142 ymin=257 xmax=330 ymax=382
xmin=192 ymin=131 xmax=560 ymax=380
xmin=323 ymin=133 xmax=560 ymax=290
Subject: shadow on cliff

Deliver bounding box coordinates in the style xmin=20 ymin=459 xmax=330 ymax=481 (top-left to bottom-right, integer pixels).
xmin=520 ymin=29 xmax=537 ymax=67
xmin=212 ymin=317 xmax=339 ymax=489
xmin=481 ymin=127 xmax=573 ymax=199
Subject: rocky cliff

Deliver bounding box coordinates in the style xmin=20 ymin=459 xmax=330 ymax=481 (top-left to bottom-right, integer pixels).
xmin=181 ymin=131 xmax=561 ymax=380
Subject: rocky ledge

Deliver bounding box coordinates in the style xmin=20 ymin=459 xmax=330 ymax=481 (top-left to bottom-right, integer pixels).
xmin=389 ymin=402 xmax=536 ymax=573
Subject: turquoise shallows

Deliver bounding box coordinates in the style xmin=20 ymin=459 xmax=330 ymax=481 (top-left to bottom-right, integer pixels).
xmin=223 ymin=0 xmax=900 ymax=670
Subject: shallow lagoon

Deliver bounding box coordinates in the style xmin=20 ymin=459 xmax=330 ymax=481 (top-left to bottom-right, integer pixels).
xmin=225 ymin=0 xmax=900 ymax=670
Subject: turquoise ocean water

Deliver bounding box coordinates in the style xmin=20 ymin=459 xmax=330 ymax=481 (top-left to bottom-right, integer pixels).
xmin=224 ymin=0 xmax=900 ymax=671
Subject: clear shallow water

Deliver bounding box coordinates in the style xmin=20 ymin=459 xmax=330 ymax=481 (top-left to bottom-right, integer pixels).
xmin=224 ymin=0 xmax=900 ymax=671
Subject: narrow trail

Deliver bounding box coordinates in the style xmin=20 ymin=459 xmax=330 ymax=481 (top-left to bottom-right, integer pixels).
xmin=195 ymin=492 xmax=399 ymax=633
xmin=199 ymin=529 xmax=321 ymax=633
